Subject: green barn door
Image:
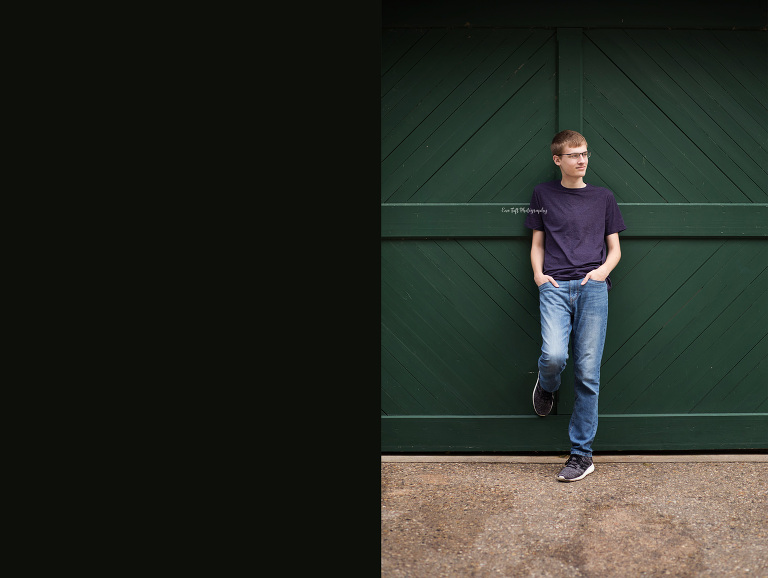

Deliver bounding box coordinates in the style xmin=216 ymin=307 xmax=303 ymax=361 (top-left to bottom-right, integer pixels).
xmin=381 ymin=26 xmax=768 ymax=451
xmin=576 ymin=29 xmax=768 ymax=447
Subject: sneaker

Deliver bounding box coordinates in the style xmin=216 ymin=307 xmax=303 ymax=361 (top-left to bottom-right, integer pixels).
xmin=532 ymin=375 xmax=554 ymax=416
xmin=557 ymin=454 xmax=595 ymax=482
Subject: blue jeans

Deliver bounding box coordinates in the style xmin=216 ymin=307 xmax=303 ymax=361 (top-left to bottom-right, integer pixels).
xmin=538 ymin=279 xmax=608 ymax=457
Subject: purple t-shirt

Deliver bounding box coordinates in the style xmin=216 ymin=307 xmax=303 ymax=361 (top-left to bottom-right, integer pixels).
xmin=524 ymin=180 xmax=626 ymax=290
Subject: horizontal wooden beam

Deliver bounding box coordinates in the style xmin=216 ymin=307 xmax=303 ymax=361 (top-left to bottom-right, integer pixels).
xmin=381 ymin=203 xmax=768 ymax=238
xmin=381 ymin=414 xmax=768 ymax=452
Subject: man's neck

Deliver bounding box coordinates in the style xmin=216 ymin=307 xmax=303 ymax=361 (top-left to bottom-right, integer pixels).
xmin=560 ymin=176 xmax=586 ymax=189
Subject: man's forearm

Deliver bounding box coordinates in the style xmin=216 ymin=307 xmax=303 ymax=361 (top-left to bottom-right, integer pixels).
xmin=582 ymin=233 xmax=621 ymax=283
xmin=531 ymin=244 xmax=545 ymax=277
xmin=600 ymin=247 xmax=621 ymax=276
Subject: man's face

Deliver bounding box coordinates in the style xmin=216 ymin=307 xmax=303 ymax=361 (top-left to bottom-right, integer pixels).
xmin=554 ymin=145 xmax=589 ymax=179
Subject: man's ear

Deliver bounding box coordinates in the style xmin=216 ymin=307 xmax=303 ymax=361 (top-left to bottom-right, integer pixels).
xmin=553 ymin=155 xmax=561 ymax=166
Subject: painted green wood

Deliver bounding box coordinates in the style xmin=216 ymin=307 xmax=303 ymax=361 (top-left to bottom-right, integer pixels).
xmin=382 ymin=28 xmax=485 ymax=142
xmin=381 ymin=29 xmax=556 ymax=203
xmin=583 ymin=31 xmax=768 ymax=203
xmin=709 ymin=31 xmax=768 ymax=124
xmin=382 ymin=29 xmax=516 ymax=166
xmin=382 ymin=239 xmax=542 ymax=416
xmin=381 ymin=18 xmax=768 ymax=451
xmin=600 ymin=241 xmax=768 ymax=412
xmin=381 ymin=28 xmax=444 ymax=102
xmin=557 ymin=28 xmax=582 ymax=134
xmin=625 ymin=29 xmax=767 ymax=174
xmin=381 ymin=203 xmax=768 ymax=237
xmin=381 ymin=415 xmax=768 ymax=452
xmin=638 ymin=30 xmax=767 ymax=157
xmin=581 ymin=88 xmax=691 ymax=203
xmin=585 ymin=29 xmax=767 ymax=203
xmin=417 ymin=60 xmax=556 ymax=203
xmin=381 ymin=240 xmax=767 ymax=414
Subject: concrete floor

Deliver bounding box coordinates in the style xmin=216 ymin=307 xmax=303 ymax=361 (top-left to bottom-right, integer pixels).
xmin=381 ymin=453 xmax=768 ymax=577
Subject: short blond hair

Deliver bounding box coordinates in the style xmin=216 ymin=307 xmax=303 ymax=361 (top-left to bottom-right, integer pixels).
xmin=551 ymin=130 xmax=587 ymax=156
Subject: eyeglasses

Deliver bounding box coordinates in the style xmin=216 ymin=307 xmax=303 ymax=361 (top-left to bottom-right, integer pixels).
xmin=557 ymin=151 xmax=591 ymax=160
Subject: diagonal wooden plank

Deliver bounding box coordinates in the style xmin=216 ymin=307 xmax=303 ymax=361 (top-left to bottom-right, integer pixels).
xmin=670 ymin=31 xmax=767 ymax=151
xmin=624 ymin=30 xmax=767 ymax=200
xmin=414 ymin=242 xmax=539 ymax=379
xmin=599 ymin=240 xmax=722 ymax=406
xmin=583 ymin=98 xmax=676 ymax=202
xmin=709 ymin=30 xmax=768 ymax=119
xmin=382 ymin=243 xmax=489 ymax=413
xmin=643 ymin=286 xmax=768 ymax=412
xmin=587 ymin=29 xmax=757 ymax=202
xmin=383 ymin=241 xmax=536 ymax=412
xmin=584 ymin=35 xmax=714 ymax=202
xmin=481 ymin=116 xmax=559 ymax=203
xmin=605 ymin=243 xmax=766 ymax=412
xmin=397 ymin=40 xmax=554 ymax=203
xmin=382 ymin=28 xmax=512 ymax=163
xmin=382 ymin=29 xmax=446 ymax=102
xmin=582 ymin=117 xmax=665 ymax=203
xmin=423 ymin=59 xmax=556 ymax=203
xmin=455 ymin=240 xmax=541 ymax=346
xmin=381 ymin=318 xmax=479 ymax=414
xmin=602 ymin=241 xmax=714 ymax=357
xmin=618 ymin=261 xmax=767 ymax=413
xmin=691 ymin=334 xmax=768 ymax=413
xmin=468 ymin=108 xmax=556 ymax=203
xmin=382 ymin=29 xmax=493 ymax=146
xmin=381 ymin=28 xmax=428 ymax=84
xmin=381 ymin=29 xmax=532 ymax=186
xmin=382 ymin=251 xmax=500 ymax=413
xmin=383 ymin=30 xmax=553 ymax=203
xmin=382 ymin=346 xmax=447 ymax=415
xmin=478 ymin=239 xmax=541 ymax=322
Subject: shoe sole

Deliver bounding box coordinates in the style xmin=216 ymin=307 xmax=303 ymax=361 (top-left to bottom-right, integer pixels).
xmin=532 ymin=376 xmax=552 ymax=417
xmin=557 ymin=463 xmax=595 ymax=482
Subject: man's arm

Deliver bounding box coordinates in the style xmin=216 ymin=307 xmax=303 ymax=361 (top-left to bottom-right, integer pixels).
xmin=531 ymin=230 xmax=559 ymax=287
xmin=581 ymin=232 xmax=621 ymax=284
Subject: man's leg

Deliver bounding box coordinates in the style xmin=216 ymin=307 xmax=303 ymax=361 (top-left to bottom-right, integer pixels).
xmin=568 ymin=279 xmax=609 ymax=457
xmin=536 ymin=282 xmax=572 ymax=406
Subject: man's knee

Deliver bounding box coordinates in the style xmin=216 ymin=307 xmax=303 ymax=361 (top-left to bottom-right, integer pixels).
xmin=540 ymin=350 xmax=568 ymax=372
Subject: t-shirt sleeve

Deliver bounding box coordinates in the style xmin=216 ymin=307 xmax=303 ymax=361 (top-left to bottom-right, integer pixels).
xmin=524 ymin=189 xmax=544 ymax=231
xmin=605 ymin=192 xmax=626 ymax=235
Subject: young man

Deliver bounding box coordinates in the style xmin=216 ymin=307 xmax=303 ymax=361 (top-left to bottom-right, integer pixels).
xmin=524 ymin=130 xmax=626 ymax=482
